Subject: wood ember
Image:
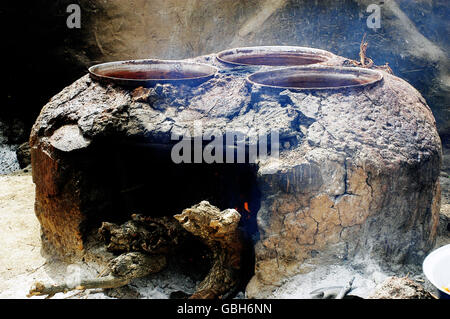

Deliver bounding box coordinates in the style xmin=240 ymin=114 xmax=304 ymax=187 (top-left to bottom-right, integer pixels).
xmin=29 ymin=201 xmax=243 ymax=299
xmin=109 ymin=252 xmax=167 ymax=279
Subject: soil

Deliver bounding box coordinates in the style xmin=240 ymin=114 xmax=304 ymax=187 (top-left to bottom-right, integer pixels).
xmin=0 ymin=169 xmax=40 ymax=288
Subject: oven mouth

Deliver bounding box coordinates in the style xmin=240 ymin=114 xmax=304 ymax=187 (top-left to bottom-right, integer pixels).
xmin=216 ymin=46 xmax=334 ymax=67
xmin=78 ymin=138 xmax=260 ymax=293
xmin=246 ymin=66 xmax=383 ymax=91
xmin=88 ymin=59 xmax=217 ymax=87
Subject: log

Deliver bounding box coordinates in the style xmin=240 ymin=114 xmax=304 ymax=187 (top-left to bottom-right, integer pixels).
xmin=28 ymin=276 xmax=129 ymax=297
xmin=174 ymin=201 xmax=242 ymax=299
xmin=98 ymin=202 xmax=244 ymax=299
xmin=99 ymin=214 xmax=190 ymax=255
xmin=29 ymin=202 xmax=243 ymax=299
xmin=28 ymin=252 xmax=166 ymax=297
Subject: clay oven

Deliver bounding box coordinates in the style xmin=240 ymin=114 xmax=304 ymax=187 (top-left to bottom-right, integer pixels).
xmin=30 ymin=46 xmax=441 ymax=298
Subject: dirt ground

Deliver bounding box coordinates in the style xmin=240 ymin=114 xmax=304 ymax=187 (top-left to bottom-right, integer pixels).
xmin=0 ymin=166 xmax=126 ymax=299
xmin=0 ymin=169 xmax=44 ymax=293
xmin=0 ymin=169 xmax=72 ymax=299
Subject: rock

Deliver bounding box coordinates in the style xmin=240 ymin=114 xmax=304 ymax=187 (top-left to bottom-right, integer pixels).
xmin=16 ymin=142 xmax=31 ymax=169
xmin=437 ymin=204 xmax=450 ymax=248
xmin=436 ymin=146 xmax=450 ymax=247
xmin=30 ymin=50 xmax=441 ymax=298
xmin=368 ymin=276 xmax=434 ymax=299
xmin=0 ymin=144 xmax=19 ymax=175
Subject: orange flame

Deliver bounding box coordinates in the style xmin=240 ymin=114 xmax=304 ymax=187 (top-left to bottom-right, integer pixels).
xmin=244 ymin=202 xmax=250 ymax=213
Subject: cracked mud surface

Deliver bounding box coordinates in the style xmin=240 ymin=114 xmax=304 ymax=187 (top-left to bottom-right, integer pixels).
xmin=29 ymin=51 xmax=442 ymax=297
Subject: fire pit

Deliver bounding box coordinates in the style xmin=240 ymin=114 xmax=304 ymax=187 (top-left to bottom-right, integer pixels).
xmin=30 ymin=47 xmax=441 ymax=298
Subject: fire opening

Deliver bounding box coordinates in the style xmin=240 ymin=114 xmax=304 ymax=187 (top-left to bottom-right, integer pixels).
xmin=76 ymin=137 xmax=261 ymax=296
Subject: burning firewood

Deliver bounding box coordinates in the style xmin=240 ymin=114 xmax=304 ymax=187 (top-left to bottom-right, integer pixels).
xmin=174 ymin=201 xmax=242 ymax=299
xmin=28 ymin=201 xmax=243 ymax=299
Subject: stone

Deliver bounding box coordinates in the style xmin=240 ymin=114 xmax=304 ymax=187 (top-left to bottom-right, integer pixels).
xmin=368 ymin=276 xmax=434 ymax=299
xmin=98 ymin=215 xmax=190 ymax=255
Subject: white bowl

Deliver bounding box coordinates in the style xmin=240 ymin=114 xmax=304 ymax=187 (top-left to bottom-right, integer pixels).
xmin=423 ymin=244 xmax=450 ymax=298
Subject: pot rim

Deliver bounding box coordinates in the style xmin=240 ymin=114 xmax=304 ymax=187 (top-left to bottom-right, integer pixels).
xmin=246 ymin=65 xmax=384 ymax=92
xmin=88 ymin=59 xmax=218 ymax=87
xmin=216 ymin=45 xmax=337 ymax=67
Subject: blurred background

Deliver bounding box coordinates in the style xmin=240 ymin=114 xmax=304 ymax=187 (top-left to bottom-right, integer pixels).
xmin=0 ymin=0 xmax=448 ymax=172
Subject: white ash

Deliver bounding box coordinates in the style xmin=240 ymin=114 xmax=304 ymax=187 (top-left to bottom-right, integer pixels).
xmin=128 ymin=262 xmax=199 ymax=299
xmin=265 ymin=255 xmax=431 ymax=299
